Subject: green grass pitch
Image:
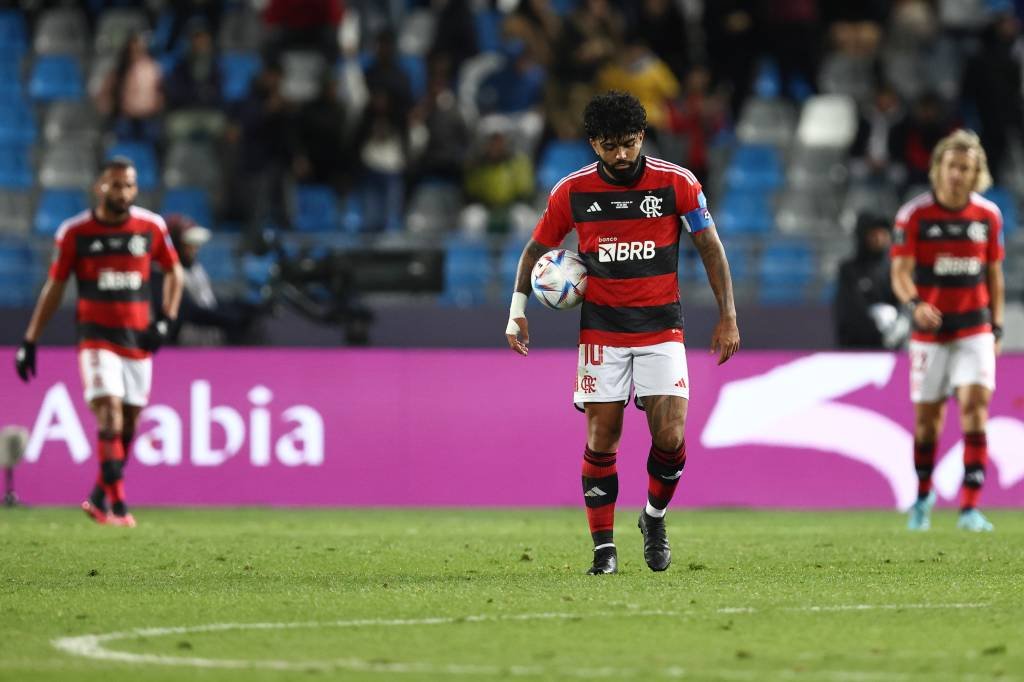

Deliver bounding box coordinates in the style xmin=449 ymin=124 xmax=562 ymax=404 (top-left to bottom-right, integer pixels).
xmin=1 ymin=507 xmax=1022 ymax=681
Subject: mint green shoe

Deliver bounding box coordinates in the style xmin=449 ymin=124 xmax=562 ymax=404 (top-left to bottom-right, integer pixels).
xmin=907 ymin=491 xmax=936 ymax=531
xmin=957 ymin=508 xmax=994 ymax=532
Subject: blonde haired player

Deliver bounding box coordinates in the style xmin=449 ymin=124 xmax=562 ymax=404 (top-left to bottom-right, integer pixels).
xmin=891 ymin=130 xmax=1004 ymax=531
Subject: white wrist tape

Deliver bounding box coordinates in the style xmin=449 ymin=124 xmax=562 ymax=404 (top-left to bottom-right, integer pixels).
xmin=506 ymin=292 xmax=528 ymax=336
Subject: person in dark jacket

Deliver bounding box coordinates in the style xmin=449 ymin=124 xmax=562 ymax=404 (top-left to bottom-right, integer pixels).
xmin=834 ymin=213 xmax=908 ymax=349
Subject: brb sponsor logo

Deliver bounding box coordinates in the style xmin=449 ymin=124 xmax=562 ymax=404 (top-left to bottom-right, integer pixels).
xmin=597 ymin=237 xmax=656 ymax=263
xmin=934 ymin=255 xmax=982 ymax=277
xmin=97 ymin=269 xmax=143 ymax=291
xmin=23 ymin=381 xmax=324 ymax=467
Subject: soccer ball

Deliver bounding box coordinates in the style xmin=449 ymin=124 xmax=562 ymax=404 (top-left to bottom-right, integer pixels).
xmin=531 ymin=249 xmax=588 ymax=310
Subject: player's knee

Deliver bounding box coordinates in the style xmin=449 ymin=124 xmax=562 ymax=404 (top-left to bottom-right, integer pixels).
xmin=914 ymin=423 xmax=940 ymax=444
xmin=98 ymin=428 xmax=122 ymax=442
xmin=652 ymin=429 xmax=685 ymax=454
xmin=100 ymin=459 xmax=123 ymax=485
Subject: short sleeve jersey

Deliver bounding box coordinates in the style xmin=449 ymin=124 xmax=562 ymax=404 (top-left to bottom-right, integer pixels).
xmin=50 ymin=206 xmax=179 ymax=358
xmin=533 ymin=156 xmax=714 ymax=347
xmin=891 ymin=191 xmax=1004 ymax=342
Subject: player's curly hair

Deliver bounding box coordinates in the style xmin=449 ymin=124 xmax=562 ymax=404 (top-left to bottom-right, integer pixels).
xmin=583 ymin=91 xmax=647 ymax=141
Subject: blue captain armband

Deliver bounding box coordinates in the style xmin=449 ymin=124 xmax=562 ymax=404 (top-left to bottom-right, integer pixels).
xmin=682 ymin=191 xmax=714 ymax=233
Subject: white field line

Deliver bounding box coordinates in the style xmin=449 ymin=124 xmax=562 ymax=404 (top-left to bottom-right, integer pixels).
xmin=51 ymin=604 xmax=991 ymax=680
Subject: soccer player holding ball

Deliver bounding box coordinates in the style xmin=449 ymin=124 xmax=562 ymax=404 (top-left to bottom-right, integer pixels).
xmin=15 ymin=158 xmax=183 ymax=527
xmin=505 ymin=92 xmax=740 ymax=574
xmin=891 ymin=130 xmax=1004 ymax=532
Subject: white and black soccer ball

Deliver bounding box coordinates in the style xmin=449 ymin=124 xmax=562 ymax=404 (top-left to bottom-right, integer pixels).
xmin=530 ymin=249 xmax=588 ymax=310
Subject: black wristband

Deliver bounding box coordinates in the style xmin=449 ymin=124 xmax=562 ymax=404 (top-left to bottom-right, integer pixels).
xmin=905 ymin=297 xmax=921 ymax=313
xmin=992 ymin=324 xmax=1003 ymax=341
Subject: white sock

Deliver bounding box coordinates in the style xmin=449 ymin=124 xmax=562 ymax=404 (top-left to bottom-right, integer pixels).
xmin=644 ymin=502 xmax=666 ymax=518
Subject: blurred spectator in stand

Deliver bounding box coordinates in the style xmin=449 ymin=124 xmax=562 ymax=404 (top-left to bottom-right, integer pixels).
xmin=163 ymin=0 xmax=223 ymax=54
xmin=822 ymin=0 xmax=886 ymax=57
xmin=545 ymin=0 xmax=621 ymax=140
xmin=597 ymin=35 xmax=679 ymax=134
xmin=353 ymin=90 xmax=408 ymax=232
xmin=850 ymin=83 xmax=906 ymax=183
xmin=889 ymin=91 xmax=956 ymax=189
xmin=666 ymin=65 xmax=727 ymax=178
xmin=262 ymin=0 xmax=343 ymax=63
xmin=460 ymin=122 xmax=536 ymax=237
xmin=364 ymin=27 xmax=413 ymax=121
xmin=630 ymin=0 xmax=690 ymax=80
xmin=961 ymin=8 xmax=1024 ymax=182
xmin=428 ymin=0 xmax=478 ymax=75
xmin=834 ymin=214 xmax=908 ymax=349
xmin=761 ymin=0 xmax=821 ymax=100
xmin=225 ymin=62 xmax=292 ymax=237
xmin=703 ymin=0 xmax=759 ymax=118
xmin=290 ymin=74 xmax=351 ymax=190
xmin=164 ymin=20 xmax=226 ymax=140
xmin=95 ymin=33 xmax=164 ymax=141
xmin=503 ymin=0 xmax=561 ymax=68
xmin=477 ymin=40 xmax=546 ymax=116
xmin=153 ymin=215 xmax=261 ymax=346
xmin=408 ymin=53 xmax=468 ymax=191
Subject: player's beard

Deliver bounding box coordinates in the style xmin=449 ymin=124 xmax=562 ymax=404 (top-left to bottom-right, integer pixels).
xmin=605 ymin=158 xmax=640 ymax=182
xmin=104 ymin=196 xmax=131 ymax=219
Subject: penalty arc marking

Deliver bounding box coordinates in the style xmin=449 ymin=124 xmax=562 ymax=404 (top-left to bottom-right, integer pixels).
xmin=52 ymin=604 xmax=989 ymax=679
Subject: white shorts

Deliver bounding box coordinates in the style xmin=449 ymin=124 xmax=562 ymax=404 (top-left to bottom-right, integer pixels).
xmin=78 ymin=348 xmax=152 ymax=406
xmin=574 ymin=341 xmax=689 ymax=409
xmin=909 ymin=333 xmax=996 ymax=403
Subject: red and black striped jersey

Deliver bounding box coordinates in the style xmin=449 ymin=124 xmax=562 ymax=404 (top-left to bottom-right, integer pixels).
xmin=532 ymin=156 xmax=714 ymax=347
xmin=49 ymin=207 xmax=179 ymax=359
xmin=891 ymin=191 xmax=1004 ymax=342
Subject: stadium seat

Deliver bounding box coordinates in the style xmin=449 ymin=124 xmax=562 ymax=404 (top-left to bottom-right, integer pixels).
xmin=280 ymin=51 xmax=325 ymax=103
xmin=724 ymin=144 xmax=784 ymax=192
xmin=474 ymin=9 xmax=503 ymax=54
xmin=840 ymin=183 xmax=900 ymax=233
xmin=498 ymin=238 xmax=522 ymax=290
xmin=0 ymin=190 xmax=32 ymax=235
xmin=34 ymin=189 xmax=88 ymax=234
xmin=39 ymin=140 xmax=96 ymax=188
xmin=818 ymin=52 xmax=874 ymax=104
xmin=0 ymin=105 xmax=36 ymax=145
xmin=42 ymin=101 xmax=100 ymax=145
xmin=197 ymin=236 xmax=238 ymax=284
xmin=787 ymin=146 xmax=847 ymax=191
xmin=293 ymin=184 xmax=340 ymax=232
xmin=441 ymin=238 xmax=492 ymax=306
xmin=775 ymin=188 xmax=841 ymax=235
xmin=404 ymin=181 xmax=461 ymax=235
xmin=397 ymin=8 xmax=436 ymax=56
xmin=163 ymin=140 xmax=220 ymax=191
xmin=536 ymin=140 xmax=593 ymax=194
xmin=106 ymin=140 xmax=159 ymax=190
xmin=718 ymin=190 xmax=774 ymax=235
xmin=736 ymin=97 xmax=796 ymax=148
xmin=984 ymin=187 xmax=1019 ymax=240
xmin=28 ymin=55 xmax=85 ymax=102
xmin=33 ymin=8 xmax=89 ymax=56
xmin=220 ymin=51 xmax=261 ymax=103
xmin=161 ymin=188 xmax=214 ymax=229
xmin=0 ymin=240 xmax=38 ymax=305
xmin=456 ymin=52 xmax=505 ymax=122
xmin=0 ymin=10 xmax=28 ymax=57
xmin=340 ymin=191 xmax=365 ymax=233
xmin=796 ymin=95 xmax=858 ymax=149
xmin=87 ymin=54 xmax=116 ymax=101
xmin=94 ymin=8 xmax=148 ymax=56
xmin=0 ymin=142 xmax=32 ymax=189
xmin=758 ymin=241 xmax=816 ymax=304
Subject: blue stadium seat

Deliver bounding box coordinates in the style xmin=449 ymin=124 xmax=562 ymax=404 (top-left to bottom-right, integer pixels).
xmin=34 ymin=189 xmax=88 ymax=234
xmin=0 ymin=104 xmax=36 ymax=144
xmin=758 ymin=240 xmax=815 ymax=304
xmin=498 ymin=238 xmax=522 ymax=290
xmin=340 ymin=191 xmax=365 ymax=233
xmin=0 ymin=142 xmax=33 ymax=188
xmin=725 ymin=144 xmax=784 ymax=192
xmin=984 ymin=186 xmax=1018 ymax=240
xmin=536 ymin=140 xmax=593 ymax=194
xmin=0 ymin=10 xmax=28 ymax=60
xmin=106 ymin=140 xmax=158 ymax=190
xmin=196 ymin=237 xmax=237 ymax=284
xmin=474 ymin=9 xmax=503 ymax=53
xmin=161 ymin=188 xmax=213 ymax=229
xmin=441 ymin=238 xmax=492 ymax=306
xmin=718 ymin=190 xmax=774 ymax=234
xmin=28 ymin=55 xmax=85 ymax=102
xmin=293 ymin=184 xmax=339 ymax=232
xmin=221 ymin=51 xmax=261 ymax=102
xmin=241 ymin=252 xmax=277 ymax=301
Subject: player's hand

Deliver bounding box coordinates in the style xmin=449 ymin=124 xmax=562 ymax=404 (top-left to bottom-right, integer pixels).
xmin=912 ymin=302 xmax=942 ymax=332
xmin=141 ymin=314 xmax=173 ymax=353
xmin=14 ymin=340 xmax=36 ymax=382
xmin=710 ymin=316 xmax=740 ymax=365
xmin=506 ymin=316 xmax=529 ymax=356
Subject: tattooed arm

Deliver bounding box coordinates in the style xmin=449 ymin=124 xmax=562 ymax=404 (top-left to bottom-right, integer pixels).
xmin=690 ymin=226 xmax=740 ymax=364
xmin=505 ymin=239 xmax=553 ymax=356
